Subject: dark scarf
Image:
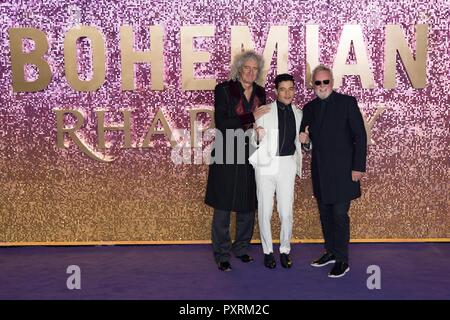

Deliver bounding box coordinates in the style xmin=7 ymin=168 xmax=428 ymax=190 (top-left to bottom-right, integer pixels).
xmin=229 ymin=80 xmax=262 ymax=129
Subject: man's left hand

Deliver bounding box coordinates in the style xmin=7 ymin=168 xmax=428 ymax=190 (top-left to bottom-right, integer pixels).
xmin=352 ymin=171 xmax=364 ymax=182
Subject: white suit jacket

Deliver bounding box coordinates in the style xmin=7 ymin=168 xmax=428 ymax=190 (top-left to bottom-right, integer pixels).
xmin=249 ymin=101 xmax=303 ymax=177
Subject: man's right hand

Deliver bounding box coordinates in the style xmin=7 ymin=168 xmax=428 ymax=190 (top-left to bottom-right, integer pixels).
xmin=299 ymin=125 xmax=310 ymax=144
xmin=253 ymin=105 xmax=271 ymax=120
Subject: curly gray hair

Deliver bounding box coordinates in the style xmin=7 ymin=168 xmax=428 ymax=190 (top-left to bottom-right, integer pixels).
xmin=229 ymin=50 xmax=265 ymax=84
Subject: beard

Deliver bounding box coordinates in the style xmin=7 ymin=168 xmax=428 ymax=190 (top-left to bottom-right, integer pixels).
xmin=315 ymin=89 xmax=332 ymax=100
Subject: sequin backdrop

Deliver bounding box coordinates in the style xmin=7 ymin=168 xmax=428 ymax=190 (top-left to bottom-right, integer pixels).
xmin=0 ymin=0 xmax=448 ymax=243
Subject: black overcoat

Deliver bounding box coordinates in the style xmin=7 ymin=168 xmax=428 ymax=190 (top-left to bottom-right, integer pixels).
xmin=204 ymin=80 xmax=266 ymax=212
xmin=300 ymin=91 xmax=367 ymax=204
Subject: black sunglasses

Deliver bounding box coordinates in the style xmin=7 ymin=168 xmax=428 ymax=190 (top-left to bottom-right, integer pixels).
xmin=314 ymin=80 xmax=330 ymax=86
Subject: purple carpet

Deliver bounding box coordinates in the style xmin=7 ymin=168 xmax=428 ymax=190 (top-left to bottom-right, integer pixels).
xmin=0 ymin=243 xmax=449 ymax=300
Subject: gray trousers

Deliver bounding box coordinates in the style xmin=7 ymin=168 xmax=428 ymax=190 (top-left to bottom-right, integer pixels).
xmin=211 ymin=209 xmax=255 ymax=263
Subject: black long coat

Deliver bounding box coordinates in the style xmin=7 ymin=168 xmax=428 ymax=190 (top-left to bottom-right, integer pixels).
xmin=300 ymin=91 xmax=367 ymax=204
xmin=204 ymin=80 xmax=266 ymax=212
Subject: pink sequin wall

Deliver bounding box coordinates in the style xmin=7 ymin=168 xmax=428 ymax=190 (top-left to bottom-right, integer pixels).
xmin=0 ymin=0 xmax=448 ymax=243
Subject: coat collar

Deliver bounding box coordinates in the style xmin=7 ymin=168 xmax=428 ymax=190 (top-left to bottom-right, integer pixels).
xmin=228 ymin=80 xmax=264 ymax=101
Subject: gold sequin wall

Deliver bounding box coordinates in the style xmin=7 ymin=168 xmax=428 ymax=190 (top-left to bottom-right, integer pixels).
xmin=0 ymin=1 xmax=449 ymax=243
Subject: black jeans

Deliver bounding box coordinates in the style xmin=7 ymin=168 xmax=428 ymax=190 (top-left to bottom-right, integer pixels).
xmin=211 ymin=209 xmax=255 ymax=263
xmin=317 ymin=200 xmax=351 ymax=263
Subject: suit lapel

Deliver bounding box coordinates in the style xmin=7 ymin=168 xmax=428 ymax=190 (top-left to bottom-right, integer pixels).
xmin=268 ymin=101 xmax=278 ymax=157
xmin=292 ymin=104 xmax=301 ymax=133
xmin=314 ymin=92 xmax=336 ymax=142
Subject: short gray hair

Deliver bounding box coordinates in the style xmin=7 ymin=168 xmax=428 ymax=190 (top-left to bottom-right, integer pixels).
xmin=229 ymin=50 xmax=265 ymax=84
xmin=312 ymin=64 xmax=334 ymax=81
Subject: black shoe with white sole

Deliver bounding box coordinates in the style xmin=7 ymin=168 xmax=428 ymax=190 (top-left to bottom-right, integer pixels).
xmin=218 ymin=261 xmax=232 ymax=271
xmin=328 ymin=262 xmax=350 ymax=278
xmin=237 ymin=254 xmax=254 ymax=263
xmin=310 ymin=253 xmax=336 ymax=267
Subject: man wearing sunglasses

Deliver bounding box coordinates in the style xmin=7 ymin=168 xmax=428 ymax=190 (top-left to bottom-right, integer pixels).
xmin=299 ymin=65 xmax=367 ymax=278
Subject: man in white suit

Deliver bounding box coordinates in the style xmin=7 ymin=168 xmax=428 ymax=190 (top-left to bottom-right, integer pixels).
xmin=249 ymin=74 xmax=303 ymax=269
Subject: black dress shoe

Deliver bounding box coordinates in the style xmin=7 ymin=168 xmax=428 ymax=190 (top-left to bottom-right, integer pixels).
xmin=264 ymin=253 xmax=276 ymax=269
xmin=237 ymin=254 xmax=254 ymax=263
xmin=310 ymin=252 xmax=336 ymax=267
xmin=280 ymin=253 xmax=293 ymax=268
xmin=328 ymin=262 xmax=350 ymax=278
xmin=218 ymin=261 xmax=232 ymax=271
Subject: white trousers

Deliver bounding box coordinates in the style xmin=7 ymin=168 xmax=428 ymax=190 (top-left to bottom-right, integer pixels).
xmin=255 ymin=155 xmax=297 ymax=255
